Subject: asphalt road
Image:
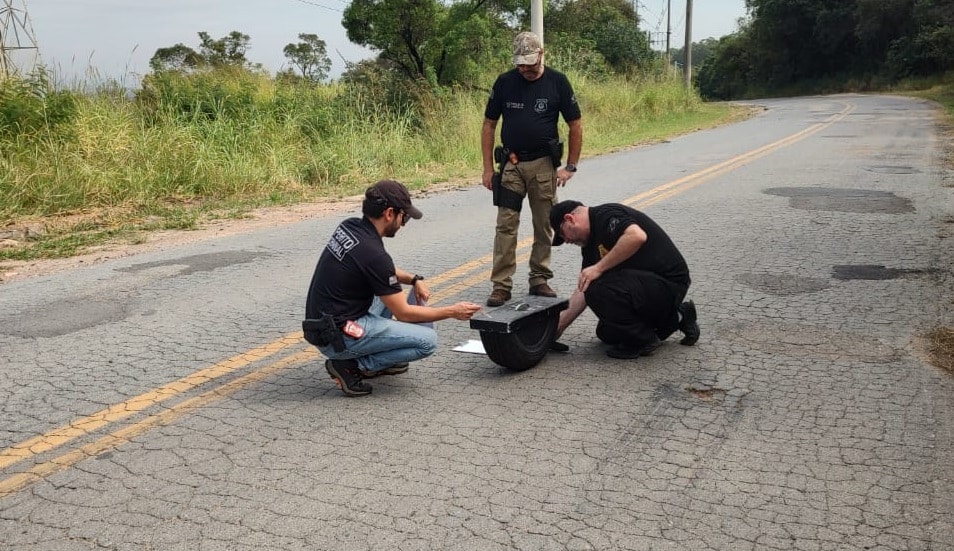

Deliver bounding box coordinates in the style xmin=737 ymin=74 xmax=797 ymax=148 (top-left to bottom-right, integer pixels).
xmin=1 ymin=94 xmax=953 ymax=550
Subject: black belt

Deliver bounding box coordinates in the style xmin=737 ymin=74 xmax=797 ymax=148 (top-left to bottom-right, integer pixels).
xmin=512 ymin=149 xmax=550 ymax=162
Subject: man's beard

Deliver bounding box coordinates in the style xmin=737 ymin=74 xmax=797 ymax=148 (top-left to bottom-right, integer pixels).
xmin=384 ymin=219 xmax=402 ymax=238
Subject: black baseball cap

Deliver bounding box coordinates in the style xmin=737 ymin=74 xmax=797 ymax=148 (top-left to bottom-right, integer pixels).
xmin=549 ymin=200 xmax=583 ymax=245
xmin=368 ymin=179 xmax=423 ymax=219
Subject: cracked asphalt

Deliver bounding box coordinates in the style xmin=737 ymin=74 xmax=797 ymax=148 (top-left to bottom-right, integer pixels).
xmin=1 ymin=95 xmax=953 ymax=550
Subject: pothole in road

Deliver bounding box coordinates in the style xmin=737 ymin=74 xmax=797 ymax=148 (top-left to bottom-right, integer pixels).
xmin=832 ymin=264 xmax=940 ymax=280
xmin=687 ymin=386 xmax=727 ymax=402
xmin=684 ymin=383 xmax=751 ymax=408
xmin=864 ymin=165 xmax=921 ymax=175
xmin=927 ymin=327 xmax=954 ymax=374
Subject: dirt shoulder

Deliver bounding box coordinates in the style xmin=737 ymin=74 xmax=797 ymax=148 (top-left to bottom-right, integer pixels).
xmin=0 ymin=180 xmax=474 ymax=285
xmin=0 ymin=199 xmax=360 ymax=285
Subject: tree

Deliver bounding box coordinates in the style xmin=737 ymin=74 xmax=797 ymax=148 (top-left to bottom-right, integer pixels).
xmin=671 ymin=37 xmax=720 ymax=69
xmin=696 ymin=33 xmax=756 ymax=99
xmin=545 ymin=0 xmax=652 ymax=72
xmin=149 ymin=31 xmax=255 ymax=73
xmin=342 ymin=0 xmax=510 ymax=86
xmin=149 ymin=43 xmax=204 ymax=73
xmin=283 ymin=33 xmax=332 ymax=82
xmin=343 ymin=0 xmax=443 ymax=81
xmin=853 ymin=0 xmax=913 ymax=70
xmin=884 ymin=0 xmax=954 ymax=76
xmin=698 ymin=0 xmax=953 ymax=98
xmin=197 ymin=31 xmax=252 ymax=68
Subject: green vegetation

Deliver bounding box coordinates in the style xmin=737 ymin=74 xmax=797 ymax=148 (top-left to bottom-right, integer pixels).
xmin=697 ymin=0 xmax=954 ymax=100
xmin=5 ymin=0 xmax=949 ymax=262
xmin=0 ymin=62 xmax=736 ymax=261
xmin=902 ymin=75 xmax=954 ymax=117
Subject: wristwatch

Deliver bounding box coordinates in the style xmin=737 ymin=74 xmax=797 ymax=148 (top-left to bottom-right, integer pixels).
xmin=565 ymin=163 xmax=577 ymax=172
xmin=411 ymin=274 xmax=425 ymax=285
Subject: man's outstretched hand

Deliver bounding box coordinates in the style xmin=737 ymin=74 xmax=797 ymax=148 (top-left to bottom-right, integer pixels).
xmin=450 ymin=302 xmax=482 ymax=320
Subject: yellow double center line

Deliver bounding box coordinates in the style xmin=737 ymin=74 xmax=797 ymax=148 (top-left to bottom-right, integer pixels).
xmin=0 ymin=102 xmax=853 ymax=498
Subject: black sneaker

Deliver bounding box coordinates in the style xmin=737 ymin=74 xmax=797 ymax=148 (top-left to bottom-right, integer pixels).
xmin=549 ymin=341 xmax=570 ymax=353
xmin=325 ymin=359 xmax=372 ymax=397
xmin=606 ymin=338 xmax=662 ymax=359
xmin=361 ymin=362 xmax=410 ymax=378
xmin=678 ymin=300 xmax=700 ymax=346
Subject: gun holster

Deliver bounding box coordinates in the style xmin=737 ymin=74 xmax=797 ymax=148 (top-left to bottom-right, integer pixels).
xmin=547 ymin=138 xmax=564 ymax=168
xmin=493 ymin=145 xmax=508 ymax=165
xmin=302 ymin=314 xmax=345 ymax=352
xmin=492 ymin=145 xmax=525 ymax=212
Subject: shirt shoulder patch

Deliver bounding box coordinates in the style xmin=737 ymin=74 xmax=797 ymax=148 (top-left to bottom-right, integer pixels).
xmin=327 ymin=224 xmax=360 ymax=261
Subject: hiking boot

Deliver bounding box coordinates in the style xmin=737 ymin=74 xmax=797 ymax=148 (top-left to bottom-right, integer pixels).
xmin=361 ymin=362 xmax=410 ymax=378
xmin=529 ymin=283 xmax=557 ymax=297
xmin=606 ymin=337 xmax=662 ymax=359
xmin=325 ymin=359 xmax=372 ymax=397
xmin=486 ymin=288 xmax=512 ymax=307
xmin=678 ymin=300 xmax=700 ymax=346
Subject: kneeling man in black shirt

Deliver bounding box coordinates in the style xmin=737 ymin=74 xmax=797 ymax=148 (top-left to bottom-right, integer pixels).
xmin=549 ymin=200 xmax=700 ymax=359
xmin=305 ymin=180 xmax=481 ymax=396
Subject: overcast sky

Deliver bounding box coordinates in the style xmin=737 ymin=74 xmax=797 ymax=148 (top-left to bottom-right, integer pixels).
xmin=16 ymin=0 xmax=747 ymax=85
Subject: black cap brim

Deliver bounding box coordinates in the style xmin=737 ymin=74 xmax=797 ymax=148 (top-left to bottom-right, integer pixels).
xmin=405 ymin=205 xmax=423 ymax=219
xmin=549 ymin=200 xmax=582 ymax=246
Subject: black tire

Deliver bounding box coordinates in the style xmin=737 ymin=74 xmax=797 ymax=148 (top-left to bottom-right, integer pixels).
xmin=479 ymin=313 xmax=559 ymax=371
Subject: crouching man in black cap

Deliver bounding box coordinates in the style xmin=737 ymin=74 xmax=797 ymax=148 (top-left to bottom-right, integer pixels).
xmin=549 ymin=200 xmax=700 ymax=359
xmin=304 ymin=180 xmax=482 ymax=396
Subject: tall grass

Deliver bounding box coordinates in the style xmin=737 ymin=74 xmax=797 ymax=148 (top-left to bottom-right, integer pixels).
xmin=0 ymin=66 xmax=733 ymax=229
xmin=894 ymin=71 xmax=954 ymax=117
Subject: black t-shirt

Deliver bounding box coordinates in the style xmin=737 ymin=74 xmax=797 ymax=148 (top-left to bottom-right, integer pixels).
xmin=305 ymin=217 xmax=402 ymax=324
xmin=581 ymin=204 xmax=691 ymax=287
xmin=484 ymin=67 xmax=581 ymax=153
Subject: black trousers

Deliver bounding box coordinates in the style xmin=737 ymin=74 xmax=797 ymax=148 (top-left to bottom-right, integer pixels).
xmin=584 ymin=269 xmax=688 ymax=348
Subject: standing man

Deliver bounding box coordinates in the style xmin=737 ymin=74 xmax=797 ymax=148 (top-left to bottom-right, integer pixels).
xmin=481 ymin=31 xmax=583 ymax=307
xmin=303 ymin=179 xmax=482 ymax=397
xmin=548 ymin=200 xmax=700 ymax=359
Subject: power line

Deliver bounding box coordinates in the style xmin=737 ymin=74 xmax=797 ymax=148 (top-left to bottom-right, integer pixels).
xmin=636 ymin=1 xmax=663 ymax=32
xmin=290 ymin=0 xmax=342 ymax=13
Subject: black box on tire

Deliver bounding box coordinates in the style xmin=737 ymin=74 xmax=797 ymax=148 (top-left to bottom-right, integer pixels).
xmin=470 ymin=296 xmax=568 ymax=371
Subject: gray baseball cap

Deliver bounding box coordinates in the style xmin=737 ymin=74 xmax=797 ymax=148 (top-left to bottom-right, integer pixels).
xmin=513 ymin=31 xmax=543 ymax=65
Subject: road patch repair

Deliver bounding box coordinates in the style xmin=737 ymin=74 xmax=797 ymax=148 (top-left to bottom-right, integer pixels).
xmin=763 ymin=186 xmax=915 ymax=214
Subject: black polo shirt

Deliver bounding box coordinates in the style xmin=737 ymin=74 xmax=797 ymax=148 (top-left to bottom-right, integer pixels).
xmin=581 ymin=204 xmax=691 ymax=287
xmin=484 ymin=67 xmax=581 ymax=153
xmin=305 ymin=217 xmax=402 ymax=325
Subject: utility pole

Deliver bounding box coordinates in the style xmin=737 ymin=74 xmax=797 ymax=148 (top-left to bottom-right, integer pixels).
xmin=531 ymin=0 xmax=544 ymax=45
xmin=0 ymin=0 xmax=40 ymax=79
xmin=665 ymin=0 xmax=671 ymax=69
xmin=683 ymin=0 xmax=693 ymax=87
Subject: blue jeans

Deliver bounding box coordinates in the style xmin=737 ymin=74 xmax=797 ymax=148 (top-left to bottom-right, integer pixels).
xmin=317 ymin=294 xmax=438 ymax=373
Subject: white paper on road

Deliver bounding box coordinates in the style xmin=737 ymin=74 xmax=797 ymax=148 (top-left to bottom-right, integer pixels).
xmin=452 ymin=339 xmax=486 ymax=354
